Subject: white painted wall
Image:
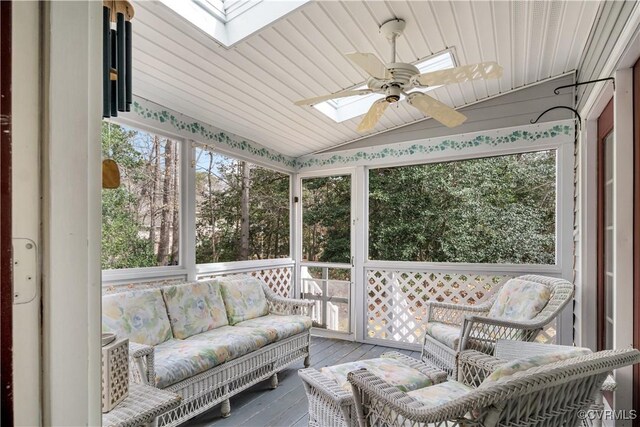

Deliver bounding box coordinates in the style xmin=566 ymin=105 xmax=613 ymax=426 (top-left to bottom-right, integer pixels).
xmin=42 ymin=1 xmax=102 ymax=425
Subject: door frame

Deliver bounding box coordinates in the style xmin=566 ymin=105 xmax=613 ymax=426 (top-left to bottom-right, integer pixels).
xmin=596 ymin=98 xmax=614 ymax=352
xmin=0 ymin=1 xmax=14 ymax=425
xmin=633 ymin=57 xmax=640 ymax=423
xmin=296 ymin=167 xmax=357 ymax=340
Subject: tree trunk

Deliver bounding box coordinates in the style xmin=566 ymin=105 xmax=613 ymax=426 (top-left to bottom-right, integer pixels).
xmin=157 ymin=140 xmax=173 ymax=265
xmin=207 ymin=152 xmax=217 ymax=262
xmin=149 ymin=136 xmax=159 ymax=252
xmin=240 ymin=161 xmax=250 ymax=260
xmin=170 ymin=141 xmax=179 ymax=264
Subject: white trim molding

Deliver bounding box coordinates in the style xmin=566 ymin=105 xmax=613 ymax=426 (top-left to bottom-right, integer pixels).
xmin=42 ymin=1 xmax=102 ymax=425
xmin=296 ymin=120 xmax=575 ymax=171
xmin=612 ymin=68 xmax=634 ymax=420
xmin=120 ymin=96 xmax=297 ymax=172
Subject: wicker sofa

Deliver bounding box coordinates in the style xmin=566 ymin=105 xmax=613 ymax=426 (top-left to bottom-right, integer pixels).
xmin=102 ymin=274 xmax=314 ymax=427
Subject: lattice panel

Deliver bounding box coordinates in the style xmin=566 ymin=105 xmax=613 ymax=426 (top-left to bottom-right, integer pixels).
xmin=198 ymin=266 xmax=293 ymax=298
xmin=366 ymin=270 xmax=511 ymax=345
xmin=251 ymin=267 xmax=293 ymax=298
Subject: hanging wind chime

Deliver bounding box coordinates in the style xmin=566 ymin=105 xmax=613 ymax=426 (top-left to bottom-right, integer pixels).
xmin=102 ymin=0 xmax=134 ymax=188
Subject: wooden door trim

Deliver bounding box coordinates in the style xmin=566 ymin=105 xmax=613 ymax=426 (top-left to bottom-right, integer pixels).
xmin=0 ymin=1 xmax=13 ymax=425
xmin=596 ymin=98 xmax=613 ymax=352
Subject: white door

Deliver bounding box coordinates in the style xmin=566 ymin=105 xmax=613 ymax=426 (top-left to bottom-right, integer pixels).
xmin=298 ymin=171 xmax=355 ymax=339
xmin=12 ymin=2 xmax=42 ymax=425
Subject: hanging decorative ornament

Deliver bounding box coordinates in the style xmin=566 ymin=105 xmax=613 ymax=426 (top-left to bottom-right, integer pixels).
xmin=102 ymin=122 xmax=121 ymax=189
xmin=103 ymin=0 xmax=134 ymax=118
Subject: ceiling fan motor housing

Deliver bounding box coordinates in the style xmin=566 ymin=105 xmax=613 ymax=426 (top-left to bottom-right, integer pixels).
xmin=385 ymin=85 xmax=402 ymax=103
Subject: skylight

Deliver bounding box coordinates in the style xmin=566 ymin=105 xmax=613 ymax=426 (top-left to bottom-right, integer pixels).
xmin=313 ymin=50 xmax=456 ymax=123
xmin=161 ymin=0 xmax=310 ymax=48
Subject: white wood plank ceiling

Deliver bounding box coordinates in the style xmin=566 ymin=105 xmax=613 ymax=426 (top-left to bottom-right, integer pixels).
xmin=132 ymin=0 xmax=601 ymax=157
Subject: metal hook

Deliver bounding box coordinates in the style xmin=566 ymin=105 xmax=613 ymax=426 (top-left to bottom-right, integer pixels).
xmin=530 ymin=106 xmax=582 ymax=129
xmin=554 ymin=77 xmax=615 ymax=95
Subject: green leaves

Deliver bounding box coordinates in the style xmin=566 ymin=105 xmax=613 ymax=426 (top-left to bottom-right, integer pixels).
xmin=368 ymin=150 xmax=556 ymax=264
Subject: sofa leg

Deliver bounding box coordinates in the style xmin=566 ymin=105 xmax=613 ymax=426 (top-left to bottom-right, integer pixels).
xmin=221 ymin=399 xmax=231 ymax=418
xmin=304 ymin=355 xmax=311 ymax=368
xmin=270 ymin=373 xmax=278 ymax=389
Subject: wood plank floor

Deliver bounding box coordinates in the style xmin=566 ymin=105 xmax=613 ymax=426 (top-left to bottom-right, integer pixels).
xmin=186 ymin=336 xmax=420 ymax=427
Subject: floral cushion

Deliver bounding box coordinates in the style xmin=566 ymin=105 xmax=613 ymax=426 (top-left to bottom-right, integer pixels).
xmin=407 ymin=380 xmax=472 ymax=407
xmin=102 ymin=288 xmax=173 ymax=346
xmin=234 ymin=314 xmax=312 ymax=341
xmin=481 ymin=348 xmax=592 ymax=387
xmin=185 ymin=325 xmax=272 ymax=359
xmin=162 ymin=281 xmax=229 ymax=339
xmin=425 ymin=322 xmax=461 ymax=349
xmin=488 ymin=278 xmax=551 ymax=321
xmin=153 ymin=339 xmax=228 ymax=388
xmin=219 ymin=276 xmax=270 ymax=325
xmin=321 ymin=356 xmax=436 ymax=393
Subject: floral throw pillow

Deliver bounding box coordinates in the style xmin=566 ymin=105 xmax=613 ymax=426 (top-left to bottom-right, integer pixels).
xmin=162 ymin=281 xmax=229 ymax=339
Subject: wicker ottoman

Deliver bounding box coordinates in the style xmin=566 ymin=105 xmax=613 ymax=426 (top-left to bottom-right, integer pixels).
xmin=298 ymin=352 xmax=447 ymax=427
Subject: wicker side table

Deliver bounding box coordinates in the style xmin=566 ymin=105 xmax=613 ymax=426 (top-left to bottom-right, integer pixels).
xmin=103 ymin=383 xmax=181 ymax=427
xmin=495 ymin=340 xmax=616 ymax=427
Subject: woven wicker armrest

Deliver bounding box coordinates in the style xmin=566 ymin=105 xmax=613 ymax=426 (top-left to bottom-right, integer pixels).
xmin=298 ymin=368 xmax=353 ymax=404
xmin=456 ymin=350 xmax=505 ymax=387
xmin=459 ymin=315 xmax=545 ymax=353
xmin=347 ymin=369 xmax=474 ymax=425
xmin=381 ymin=351 xmax=448 ymax=384
xmin=426 ymin=300 xmax=493 ymax=326
xmin=261 ymin=283 xmax=314 ymax=316
xmin=129 ymin=342 xmax=155 ymax=386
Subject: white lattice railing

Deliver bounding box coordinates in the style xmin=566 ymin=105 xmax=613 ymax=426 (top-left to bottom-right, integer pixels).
xmin=365 ymin=268 xmax=557 ymax=347
xmin=197 ymin=261 xmax=294 ymax=298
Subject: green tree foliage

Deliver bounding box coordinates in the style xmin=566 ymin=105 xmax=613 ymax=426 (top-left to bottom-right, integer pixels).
xmin=194 ymin=146 xmax=290 ymax=264
xmin=101 ymin=123 xmax=179 ymax=269
xmin=368 ymin=151 xmax=556 ymax=264
xmin=302 ymin=176 xmax=351 ymax=264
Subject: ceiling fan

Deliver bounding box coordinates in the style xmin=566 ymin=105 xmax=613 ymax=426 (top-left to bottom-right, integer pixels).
xmin=295 ymin=18 xmax=503 ymax=132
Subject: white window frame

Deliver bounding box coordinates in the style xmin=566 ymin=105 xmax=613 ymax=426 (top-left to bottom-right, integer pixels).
xmin=293 ymin=135 xmax=574 ymax=345
xmin=192 ymin=142 xmax=295 ymax=278
xmin=101 ymin=119 xmax=190 ymax=283
xmin=364 ymin=143 xmax=571 ymax=274
xmin=102 ymin=115 xmax=295 ymax=285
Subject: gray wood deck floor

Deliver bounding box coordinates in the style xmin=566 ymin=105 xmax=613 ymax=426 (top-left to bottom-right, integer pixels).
xmin=186 ymin=336 xmax=420 ymax=427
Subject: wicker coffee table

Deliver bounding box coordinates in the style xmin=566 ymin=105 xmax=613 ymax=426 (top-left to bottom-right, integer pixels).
xmin=103 ymin=383 xmax=181 ymax=427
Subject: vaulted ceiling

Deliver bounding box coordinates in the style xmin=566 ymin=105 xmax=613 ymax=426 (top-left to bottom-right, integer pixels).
xmin=132 ymin=0 xmax=601 ymax=157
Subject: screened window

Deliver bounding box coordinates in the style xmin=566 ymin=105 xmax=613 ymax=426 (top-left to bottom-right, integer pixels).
xmin=194 ymin=144 xmax=290 ymax=263
xmin=101 ymin=123 xmax=180 ymax=269
xmin=301 ymin=175 xmax=351 ymax=264
xmin=368 ymin=150 xmax=557 ymax=264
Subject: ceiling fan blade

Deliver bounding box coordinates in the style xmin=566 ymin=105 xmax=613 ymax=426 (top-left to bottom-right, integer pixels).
xmin=345 ymin=52 xmax=390 ymax=80
xmin=415 ymin=61 xmax=503 ymax=87
xmin=295 ymin=89 xmax=373 ymax=106
xmin=357 ymin=99 xmax=389 ymax=132
xmin=407 ymin=93 xmax=467 ymax=128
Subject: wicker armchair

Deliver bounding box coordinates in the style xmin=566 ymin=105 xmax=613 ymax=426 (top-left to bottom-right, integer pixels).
xmin=422 ymin=274 xmax=574 ymax=376
xmin=347 ymin=348 xmax=640 ymax=427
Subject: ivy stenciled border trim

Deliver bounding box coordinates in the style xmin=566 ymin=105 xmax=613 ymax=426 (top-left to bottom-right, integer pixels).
xmin=130 ymin=97 xmax=573 ymax=172
xmin=131 ymin=99 xmax=297 ymax=169
xmin=295 ymin=123 xmax=573 ymax=170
